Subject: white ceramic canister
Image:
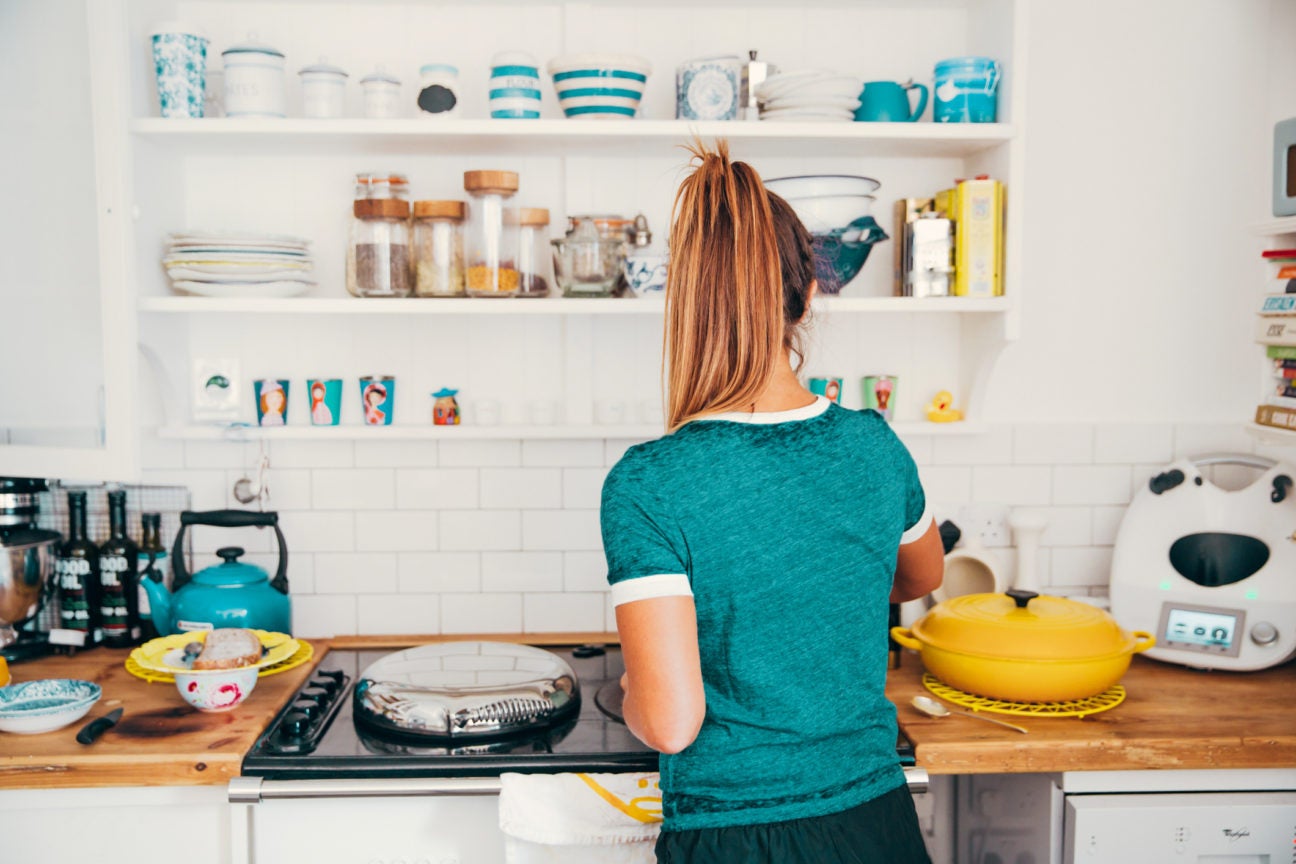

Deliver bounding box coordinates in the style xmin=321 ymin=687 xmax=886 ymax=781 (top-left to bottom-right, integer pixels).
xmin=360 ymin=67 xmax=401 ymax=119
xmin=298 ymin=58 xmax=348 ymax=119
xmin=489 ymin=51 xmax=541 ymax=119
xmin=417 ymin=63 xmax=460 ymax=117
xmin=221 ymin=36 xmax=286 ymax=118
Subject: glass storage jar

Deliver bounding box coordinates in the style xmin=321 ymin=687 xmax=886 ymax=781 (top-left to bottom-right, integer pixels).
xmin=463 ymin=169 xmax=519 ymax=297
xmin=552 ymin=217 xmax=624 ymax=298
xmin=514 ymin=208 xmax=551 ymax=298
xmin=347 ymin=171 xmax=412 ymax=297
xmin=413 ymin=200 xmax=466 ymax=297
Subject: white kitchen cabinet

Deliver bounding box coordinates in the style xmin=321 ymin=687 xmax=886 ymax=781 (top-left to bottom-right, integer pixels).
xmin=0 ymin=0 xmax=139 ymax=482
xmin=0 ymin=785 xmax=231 ymax=864
xmin=52 ymin=0 xmax=1027 ymax=468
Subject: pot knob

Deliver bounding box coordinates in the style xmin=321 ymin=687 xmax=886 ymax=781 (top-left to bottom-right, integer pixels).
xmin=1006 ymin=588 xmax=1038 ymax=608
xmin=216 ymin=546 xmax=245 ymax=563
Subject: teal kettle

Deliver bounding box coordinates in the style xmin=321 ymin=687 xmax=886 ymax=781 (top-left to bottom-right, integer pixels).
xmin=142 ymin=509 xmax=292 ymax=636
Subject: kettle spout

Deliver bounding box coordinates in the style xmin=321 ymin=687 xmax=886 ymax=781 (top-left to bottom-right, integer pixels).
xmin=141 ymin=576 xmax=175 ymax=636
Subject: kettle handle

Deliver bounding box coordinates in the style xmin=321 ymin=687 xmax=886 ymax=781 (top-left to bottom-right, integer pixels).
xmin=171 ymin=510 xmax=290 ymax=595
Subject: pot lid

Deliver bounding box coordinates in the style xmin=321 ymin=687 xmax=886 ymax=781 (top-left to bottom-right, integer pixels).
xmin=299 ymin=58 xmax=348 ymax=78
xmin=360 ymin=68 xmax=400 ymax=86
xmin=353 ymin=641 xmax=579 ymax=740
xmin=191 ymin=546 xmax=269 ymax=586
xmin=221 ymin=36 xmax=284 ymax=58
xmin=419 ymin=63 xmax=459 ymax=77
xmin=911 ymin=589 xmax=1138 ymax=661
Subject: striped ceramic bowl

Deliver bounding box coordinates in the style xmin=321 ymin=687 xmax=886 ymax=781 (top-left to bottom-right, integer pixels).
xmin=490 ymin=51 xmax=542 ymax=119
xmin=547 ymin=53 xmax=651 ymax=119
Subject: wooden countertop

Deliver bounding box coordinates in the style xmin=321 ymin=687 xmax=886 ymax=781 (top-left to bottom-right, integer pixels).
xmin=0 ymin=643 xmax=323 ymax=790
xmin=885 ymin=654 xmax=1296 ymax=774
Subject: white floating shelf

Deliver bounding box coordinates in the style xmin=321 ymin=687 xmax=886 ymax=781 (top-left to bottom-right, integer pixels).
xmin=130 ymin=117 xmax=1015 ymax=158
xmin=1253 ymin=216 xmax=1296 ymax=237
xmin=1244 ymin=422 xmax=1296 ymax=446
xmin=158 ymin=420 xmax=986 ymax=441
xmin=138 ymin=295 xmax=1010 ymax=315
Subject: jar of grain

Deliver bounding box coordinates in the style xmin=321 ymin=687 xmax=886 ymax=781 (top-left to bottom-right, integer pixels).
xmin=413 ymin=200 xmax=466 ymax=297
xmin=514 ymin=207 xmax=552 ymax=298
xmin=347 ymin=171 xmax=412 ymax=297
xmin=463 ymin=169 xmax=519 ymax=297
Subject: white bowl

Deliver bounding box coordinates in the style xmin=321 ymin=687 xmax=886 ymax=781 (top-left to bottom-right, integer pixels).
xmin=763 ymin=174 xmax=882 ymax=199
xmin=0 ymin=679 xmax=101 ymax=735
xmin=174 ymin=665 xmax=259 ymax=713
xmin=781 ymin=194 xmax=877 ymax=233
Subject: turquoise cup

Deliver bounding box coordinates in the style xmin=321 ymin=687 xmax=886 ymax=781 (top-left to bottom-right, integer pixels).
xmin=854 ymin=80 xmax=928 ymax=122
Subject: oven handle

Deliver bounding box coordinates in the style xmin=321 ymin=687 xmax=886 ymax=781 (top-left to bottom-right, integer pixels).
xmin=230 ymin=767 xmax=929 ymax=803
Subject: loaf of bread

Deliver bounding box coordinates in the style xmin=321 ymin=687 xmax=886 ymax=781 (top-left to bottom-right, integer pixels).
xmin=192 ymin=628 xmax=263 ymax=670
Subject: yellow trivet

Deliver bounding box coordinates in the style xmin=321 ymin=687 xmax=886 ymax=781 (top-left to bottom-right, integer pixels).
xmin=126 ymin=639 xmax=314 ymax=684
xmin=921 ymin=673 xmax=1126 ymax=719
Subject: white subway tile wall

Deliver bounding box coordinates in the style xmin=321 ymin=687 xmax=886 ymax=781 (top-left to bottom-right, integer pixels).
xmin=145 ymin=422 xmax=1279 ymax=637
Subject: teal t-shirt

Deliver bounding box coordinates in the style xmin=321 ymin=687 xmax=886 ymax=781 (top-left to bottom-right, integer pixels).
xmin=600 ymin=398 xmax=929 ymax=832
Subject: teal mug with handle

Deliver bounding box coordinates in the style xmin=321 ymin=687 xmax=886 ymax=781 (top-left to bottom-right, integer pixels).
xmin=854 ymin=80 xmax=928 ymax=122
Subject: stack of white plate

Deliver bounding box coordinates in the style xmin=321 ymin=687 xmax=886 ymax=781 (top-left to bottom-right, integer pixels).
xmin=163 ymin=231 xmax=315 ymax=297
xmin=756 ymin=70 xmax=862 ymax=122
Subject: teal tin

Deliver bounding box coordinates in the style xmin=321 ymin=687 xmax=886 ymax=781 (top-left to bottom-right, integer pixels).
xmin=933 ymin=56 xmax=1000 ymax=123
xmin=142 ymin=510 xmax=292 ymax=636
xmin=854 ymin=80 xmax=928 ymax=122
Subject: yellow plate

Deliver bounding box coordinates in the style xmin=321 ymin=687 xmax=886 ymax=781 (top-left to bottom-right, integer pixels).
xmin=126 ymin=638 xmax=313 ymax=684
xmin=129 ymin=630 xmax=298 ymax=674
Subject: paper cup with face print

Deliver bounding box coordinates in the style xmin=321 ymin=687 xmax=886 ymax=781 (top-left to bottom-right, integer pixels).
xmin=808 ymin=377 xmax=844 ymax=404
xmin=360 ymin=376 xmax=396 ymax=426
xmin=863 ymin=375 xmax=898 ymax=420
xmin=306 ymin=378 xmax=342 ymax=426
xmin=254 ymin=379 xmax=290 ymax=426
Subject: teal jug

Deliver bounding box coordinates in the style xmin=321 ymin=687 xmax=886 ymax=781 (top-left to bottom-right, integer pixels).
xmin=142 ymin=509 xmax=292 ymax=636
xmin=854 ymin=80 xmax=928 ymax=122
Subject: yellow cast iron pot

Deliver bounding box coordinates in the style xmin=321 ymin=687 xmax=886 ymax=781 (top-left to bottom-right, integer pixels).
xmin=890 ymin=589 xmax=1155 ymax=703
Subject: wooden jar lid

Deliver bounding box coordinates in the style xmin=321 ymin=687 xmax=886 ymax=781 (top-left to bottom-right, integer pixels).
xmin=512 ymin=207 xmax=550 ymax=226
xmin=413 ymin=199 xmax=466 ymax=220
xmin=463 ymin=169 xmax=519 ymax=194
xmin=354 ymin=198 xmax=411 ymax=219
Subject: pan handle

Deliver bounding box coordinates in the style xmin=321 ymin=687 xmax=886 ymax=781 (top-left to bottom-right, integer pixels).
xmin=1130 ymin=631 xmax=1156 ymax=654
xmin=889 ymin=627 xmax=924 ymax=651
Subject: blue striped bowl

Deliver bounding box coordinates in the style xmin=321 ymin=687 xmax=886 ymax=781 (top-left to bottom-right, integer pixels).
xmin=491 ymin=52 xmax=542 ymax=120
xmin=547 ymin=53 xmax=651 ymax=120
xmin=0 ymin=679 xmax=101 ymax=734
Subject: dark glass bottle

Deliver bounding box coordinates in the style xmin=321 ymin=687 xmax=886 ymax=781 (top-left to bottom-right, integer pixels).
xmin=98 ymin=490 xmax=140 ymax=647
xmin=55 ymin=491 xmax=100 ymax=644
xmin=137 ymin=513 xmax=166 ymax=642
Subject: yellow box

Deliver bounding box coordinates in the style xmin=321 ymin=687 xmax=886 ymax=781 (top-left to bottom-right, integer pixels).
xmin=952 ymin=178 xmax=1005 ymax=297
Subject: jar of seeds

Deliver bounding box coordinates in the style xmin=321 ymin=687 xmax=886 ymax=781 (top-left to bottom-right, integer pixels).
xmin=413 ymin=200 xmax=466 ymax=297
xmin=347 ymin=171 xmax=412 ymax=297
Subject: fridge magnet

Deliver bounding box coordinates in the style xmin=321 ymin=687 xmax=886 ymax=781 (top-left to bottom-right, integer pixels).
xmin=432 ymin=388 xmax=461 ymax=425
xmin=254 ymin=378 xmax=289 ymax=426
xmin=360 ymin=376 xmax=396 ymax=426
xmin=192 ymin=357 xmax=240 ymax=422
xmin=926 ymin=390 xmax=963 ymax=423
xmin=307 ymin=378 xmax=343 ymax=426
xmin=863 ymin=375 xmax=898 ymax=421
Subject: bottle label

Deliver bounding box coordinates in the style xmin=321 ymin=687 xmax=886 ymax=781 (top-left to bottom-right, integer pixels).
xmin=100 ymin=554 xmax=130 ymax=636
xmin=54 ymin=556 xmax=91 ymax=633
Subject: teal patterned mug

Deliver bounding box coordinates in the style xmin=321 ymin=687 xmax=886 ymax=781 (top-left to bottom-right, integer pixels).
xmin=151 ymin=23 xmax=208 ymax=118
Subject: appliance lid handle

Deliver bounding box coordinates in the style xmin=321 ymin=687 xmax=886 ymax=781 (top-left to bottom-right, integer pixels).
xmin=1190 ymin=453 xmax=1277 ymax=470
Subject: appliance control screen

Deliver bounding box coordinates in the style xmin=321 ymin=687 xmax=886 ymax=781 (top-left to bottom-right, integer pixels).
xmin=1162 ymin=605 xmax=1241 ymax=654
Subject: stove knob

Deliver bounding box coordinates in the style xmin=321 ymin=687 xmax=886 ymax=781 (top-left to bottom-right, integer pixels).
xmin=309 ymin=676 xmax=342 ymax=696
xmin=316 ymin=668 xmax=345 ymax=683
xmin=280 ymin=711 xmax=311 ymax=740
xmin=291 ymin=699 xmax=320 ymax=720
xmin=1250 ymin=621 xmax=1280 ymax=646
xmin=300 ymin=686 xmax=331 ymax=703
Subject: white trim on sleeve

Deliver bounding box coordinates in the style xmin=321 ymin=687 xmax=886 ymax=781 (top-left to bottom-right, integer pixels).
xmin=900 ymin=510 xmax=935 ymax=545
xmin=611 ymin=573 xmax=693 ymax=607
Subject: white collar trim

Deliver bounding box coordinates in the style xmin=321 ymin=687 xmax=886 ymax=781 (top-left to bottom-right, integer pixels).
xmin=705 ymin=395 xmax=832 ymax=425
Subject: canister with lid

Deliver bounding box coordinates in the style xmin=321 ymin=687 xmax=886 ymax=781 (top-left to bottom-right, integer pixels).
xmin=489 ymin=51 xmax=542 ymax=119
xmin=413 ymin=200 xmax=466 ymax=297
xmin=298 ymin=58 xmax=348 ymax=118
xmin=221 ymin=35 xmax=286 ymax=118
xmin=360 ymin=67 xmax=401 ymax=119
xmin=514 ymin=208 xmax=552 ymax=298
xmin=463 ymin=170 xmax=520 ymax=297
xmin=347 ymin=172 xmax=412 ymax=298
xmin=417 ymin=64 xmax=460 ymax=117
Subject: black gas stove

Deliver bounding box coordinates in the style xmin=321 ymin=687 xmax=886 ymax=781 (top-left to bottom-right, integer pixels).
xmin=242 ymin=643 xmax=916 ymax=781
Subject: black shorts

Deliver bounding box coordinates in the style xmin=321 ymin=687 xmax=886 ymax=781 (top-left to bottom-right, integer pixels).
xmin=654 ymin=783 xmax=931 ymax=864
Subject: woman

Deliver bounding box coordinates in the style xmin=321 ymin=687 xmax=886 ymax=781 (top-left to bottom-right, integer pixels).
xmin=600 ymin=141 xmax=944 ymax=863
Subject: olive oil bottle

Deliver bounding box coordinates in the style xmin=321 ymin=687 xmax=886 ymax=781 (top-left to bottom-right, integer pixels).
xmin=54 ymin=490 xmax=100 ymax=644
xmin=98 ymin=490 xmax=139 ymax=647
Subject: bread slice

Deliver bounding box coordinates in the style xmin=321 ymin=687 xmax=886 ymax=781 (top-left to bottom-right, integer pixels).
xmin=192 ymin=628 xmax=263 ymax=670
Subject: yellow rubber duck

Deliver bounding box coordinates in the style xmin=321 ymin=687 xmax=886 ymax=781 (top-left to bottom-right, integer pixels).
xmin=926 ymin=390 xmax=963 ymax=423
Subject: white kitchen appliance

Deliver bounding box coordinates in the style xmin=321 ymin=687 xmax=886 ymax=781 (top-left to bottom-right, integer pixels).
xmin=1109 ymin=454 xmax=1296 ymax=671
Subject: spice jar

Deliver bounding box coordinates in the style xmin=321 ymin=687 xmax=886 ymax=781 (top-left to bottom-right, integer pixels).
xmin=360 ymin=67 xmax=401 ymax=118
xmin=347 ymin=172 xmax=412 ymax=298
xmin=413 ymin=200 xmax=466 ymax=297
xmin=463 ymin=170 xmax=520 ymax=297
xmin=221 ymin=35 xmax=286 ymax=118
xmin=298 ymin=58 xmax=348 ymax=118
xmin=417 ymin=63 xmax=460 ymax=117
xmin=514 ymin=208 xmax=552 ymax=298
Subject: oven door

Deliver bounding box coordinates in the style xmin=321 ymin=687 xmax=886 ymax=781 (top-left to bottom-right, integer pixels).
xmin=228 ymin=770 xmax=930 ymax=864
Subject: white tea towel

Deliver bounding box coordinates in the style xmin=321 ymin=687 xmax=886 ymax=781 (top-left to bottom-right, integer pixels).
xmin=498 ymin=771 xmax=662 ymax=846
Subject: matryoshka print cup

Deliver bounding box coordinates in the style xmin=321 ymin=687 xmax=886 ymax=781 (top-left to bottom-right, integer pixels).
xmin=360 ymin=376 xmax=396 ymax=426
xmin=253 ymin=379 xmax=290 ymax=426
xmin=864 ymin=375 xmax=898 ymax=420
xmin=306 ymin=378 xmax=342 ymax=426
xmin=808 ymin=377 xmax=844 ymax=404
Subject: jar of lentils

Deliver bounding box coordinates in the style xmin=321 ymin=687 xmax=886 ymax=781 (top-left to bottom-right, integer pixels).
xmin=463 ymin=169 xmax=519 ymax=297
xmin=413 ymin=200 xmax=466 ymax=297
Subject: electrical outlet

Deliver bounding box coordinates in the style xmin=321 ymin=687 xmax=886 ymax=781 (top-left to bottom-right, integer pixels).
xmin=956 ymin=503 xmax=1011 ymax=548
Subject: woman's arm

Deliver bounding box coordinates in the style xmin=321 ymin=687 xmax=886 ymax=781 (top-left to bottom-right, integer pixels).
xmin=615 ymin=595 xmax=706 ymax=755
xmin=892 ymin=519 xmax=944 ymax=603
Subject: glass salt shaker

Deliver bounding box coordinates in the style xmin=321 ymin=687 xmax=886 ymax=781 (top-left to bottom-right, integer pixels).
xmin=347 ymin=171 xmax=412 ymax=297
xmin=514 ymin=208 xmax=552 ymax=298
xmin=413 ymin=200 xmax=466 ymax=297
xmin=463 ymin=170 xmax=519 ymax=297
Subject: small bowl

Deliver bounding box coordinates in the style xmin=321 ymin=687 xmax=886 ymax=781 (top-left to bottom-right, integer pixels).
xmin=782 ymin=194 xmax=877 ymax=234
xmin=548 ymin=53 xmax=651 ymax=120
xmin=763 ymin=174 xmax=881 ymax=200
xmin=623 ymin=254 xmax=669 ymax=298
xmin=0 ymin=679 xmax=101 ymax=735
xmin=174 ymin=665 xmax=258 ymax=713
